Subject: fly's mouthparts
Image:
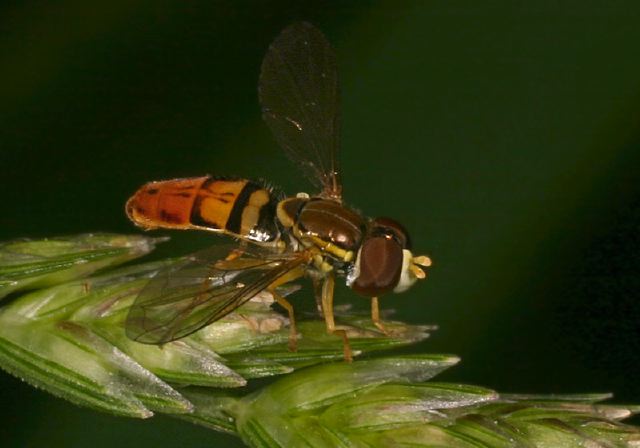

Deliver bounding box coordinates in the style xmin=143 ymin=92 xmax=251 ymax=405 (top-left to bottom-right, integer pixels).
xmin=413 ymin=255 xmax=432 ymax=267
xmin=410 ymin=264 xmax=426 ymax=279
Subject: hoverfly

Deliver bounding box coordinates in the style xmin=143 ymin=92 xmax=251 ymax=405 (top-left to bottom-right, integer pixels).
xmin=125 ymin=22 xmax=431 ymax=361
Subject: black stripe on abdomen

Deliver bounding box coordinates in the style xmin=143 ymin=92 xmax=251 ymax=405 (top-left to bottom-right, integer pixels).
xmin=225 ymin=181 xmax=261 ymax=234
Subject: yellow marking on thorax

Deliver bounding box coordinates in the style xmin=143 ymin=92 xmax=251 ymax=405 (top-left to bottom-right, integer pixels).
xmin=276 ymin=201 xmax=295 ymax=228
xmin=308 ymin=235 xmax=354 ymax=262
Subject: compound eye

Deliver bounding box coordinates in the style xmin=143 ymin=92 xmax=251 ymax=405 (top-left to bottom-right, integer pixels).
xmin=372 ymin=217 xmax=412 ymax=249
xmin=351 ymin=235 xmax=403 ymax=296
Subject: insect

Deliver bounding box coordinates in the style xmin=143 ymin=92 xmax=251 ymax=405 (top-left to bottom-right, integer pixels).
xmin=124 ymin=22 xmax=431 ymax=361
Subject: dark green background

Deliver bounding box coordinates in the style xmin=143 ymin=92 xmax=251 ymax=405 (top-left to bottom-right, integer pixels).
xmin=2 ymin=1 xmax=640 ymax=446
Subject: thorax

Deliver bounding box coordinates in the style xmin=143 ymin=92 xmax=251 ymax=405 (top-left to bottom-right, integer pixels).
xmin=277 ymin=196 xmax=365 ymax=267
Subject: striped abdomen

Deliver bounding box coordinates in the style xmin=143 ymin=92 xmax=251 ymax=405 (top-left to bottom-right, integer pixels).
xmin=126 ymin=176 xmax=280 ymax=243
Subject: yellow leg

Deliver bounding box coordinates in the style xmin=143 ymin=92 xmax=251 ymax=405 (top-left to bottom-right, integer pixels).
xmin=272 ymin=290 xmax=298 ymax=352
xmin=269 ymin=264 xmax=306 ymax=289
xmin=312 ymin=277 xmax=324 ymax=316
xmin=371 ymin=296 xmax=389 ymax=335
xmin=321 ymin=273 xmax=353 ymax=362
xmin=266 ymin=263 xmax=307 ymax=353
xmin=224 ymin=248 xmax=244 ymax=261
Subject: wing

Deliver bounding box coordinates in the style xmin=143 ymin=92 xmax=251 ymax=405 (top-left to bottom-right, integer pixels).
xmin=125 ymin=244 xmax=306 ymax=344
xmin=259 ymin=22 xmax=342 ymax=199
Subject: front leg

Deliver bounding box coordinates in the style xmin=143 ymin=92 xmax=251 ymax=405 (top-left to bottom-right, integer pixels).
xmin=370 ymin=296 xmax=390 ymax=335
xmin=321 ymin=272 xmax=353 ymax=362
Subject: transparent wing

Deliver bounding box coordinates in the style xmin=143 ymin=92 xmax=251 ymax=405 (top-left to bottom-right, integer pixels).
xmin=259 ymin=22 xmax=342 ymax=199
xmin=125 ymin=244 xmax=306 ymax=344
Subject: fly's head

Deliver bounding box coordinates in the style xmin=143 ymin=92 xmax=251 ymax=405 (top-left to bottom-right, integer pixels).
xmin=348 ymin=217 xmax=431 ymax=296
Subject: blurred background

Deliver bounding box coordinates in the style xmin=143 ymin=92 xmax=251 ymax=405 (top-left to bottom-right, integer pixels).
xmin=1 ymin=1 xmax=640 ymax=446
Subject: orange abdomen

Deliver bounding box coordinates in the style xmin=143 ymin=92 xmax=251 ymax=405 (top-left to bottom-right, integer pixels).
xmin=126 ymin=176 xmax=281 ymax=243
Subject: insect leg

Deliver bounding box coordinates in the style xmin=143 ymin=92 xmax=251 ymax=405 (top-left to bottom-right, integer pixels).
xmin=267 ymin=263 xmax=306 ymax=353
xmin=321 ymin=273 xmax=353 ymax=362
xmin=271 ymin=290 xmax=298 ymax=352
xmin=312 ymin=277 xmax=324 ymax=316
xmin=224 ymin=248 xmax=245 ymax=261
xmin=370 ymin=296 xmax=390 ymax=335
